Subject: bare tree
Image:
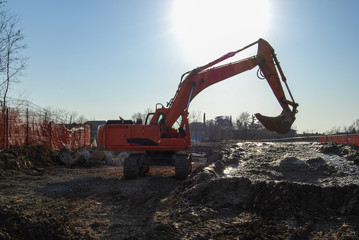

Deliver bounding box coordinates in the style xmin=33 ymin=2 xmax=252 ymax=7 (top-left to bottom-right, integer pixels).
xmin=348 ymin=119 xmax=359 ymax=133
xmin=51 ymin=108 xmax=68 ymax=123
xmin=189 ymin=110 xmax=202 ymax=123
xmin=77 ymin=114 xmax=87 ymax=124
xmin=131 ymin=112 xmax=143 ymax=123
xmin=43 ymin=107 xmax=87 ymax=124
xmin=326 ymin=126 xmax=341 ymax=135
xmin=131 ymin=108 xmax=154 ymax=124
xmin=69 ymin=111 xmax=79 ymax=124
xmin=236 ymin=112 xmax=250 ymax=130
xmin=0 ymin=7 xmax=27 ymax=108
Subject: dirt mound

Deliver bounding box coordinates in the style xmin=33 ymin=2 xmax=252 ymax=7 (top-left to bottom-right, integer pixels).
xmin=150 ymin=142 xmax=359 ymax=239
xmin=0 ymin=204 xmax=83 ymax=240
xmin=320 ymin=142 xmax=359 ymax=164
xmin=0 ymin=145 xmax=60 ymax=172
xmin=58 ymin=147 xmax=93 ymax=166
xmin=185 ymin=177 xmax=358 ymax=216
xmin=154 ymin=175 xmax=359 ymax=239
xmin=0 ymin=145 xmax=125 ymax=173
xmin=58 ymin=148 xmax=127 ymax=167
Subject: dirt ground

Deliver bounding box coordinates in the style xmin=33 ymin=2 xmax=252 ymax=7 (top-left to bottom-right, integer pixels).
xmin=0 ymin=141 xmax=359 ymax=239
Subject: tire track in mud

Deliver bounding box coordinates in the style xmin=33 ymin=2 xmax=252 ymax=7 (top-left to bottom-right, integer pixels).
xmin=0 ymin=165 xmax=184 ymax=239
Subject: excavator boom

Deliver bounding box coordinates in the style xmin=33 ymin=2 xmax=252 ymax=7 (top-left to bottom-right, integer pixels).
xmin=163 ymin=38 xmax=298 ymax=134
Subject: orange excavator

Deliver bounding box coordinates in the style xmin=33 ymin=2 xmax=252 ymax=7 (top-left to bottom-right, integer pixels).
xmin=97 ymin=39 xmax=298 ymax=179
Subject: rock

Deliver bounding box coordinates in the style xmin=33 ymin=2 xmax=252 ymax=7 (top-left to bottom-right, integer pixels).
xmin=354 ymin=156 xmax=359 ymax=165
xmin=89 ymin=150 xmax=106 ymax=162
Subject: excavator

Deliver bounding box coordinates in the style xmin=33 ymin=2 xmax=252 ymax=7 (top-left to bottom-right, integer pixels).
xmin=97 ymin=38 xmax=298 ymax=179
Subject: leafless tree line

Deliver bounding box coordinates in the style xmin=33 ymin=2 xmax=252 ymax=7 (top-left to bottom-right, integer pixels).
xmin=326 ymin=119 xmax=359 ymax=135
xmin=5 ymin=97 xmax=88 ymax=124
xmin=42 ymin=106 xmax=88 ymax=124
xmin=129 ymin=108 xmax=297 ymax=141
xmin=189 ymin=111 xmax=296 ymax=141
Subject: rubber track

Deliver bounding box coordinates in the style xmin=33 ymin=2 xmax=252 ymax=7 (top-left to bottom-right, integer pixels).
xmin=123 ymin=155 xmax=139 ymax=179
xmin=174 ymin=154 xmax=190 ymax=179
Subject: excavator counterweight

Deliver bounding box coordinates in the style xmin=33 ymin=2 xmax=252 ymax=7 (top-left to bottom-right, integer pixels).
xmin=97 ymin=38 xmax=299 ymax=179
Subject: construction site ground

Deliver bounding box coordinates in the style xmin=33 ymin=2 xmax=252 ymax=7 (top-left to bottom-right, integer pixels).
xmin=0 ymin=141 xmax=359 ymax=239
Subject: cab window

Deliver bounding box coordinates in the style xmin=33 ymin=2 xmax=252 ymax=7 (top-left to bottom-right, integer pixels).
xmin=172 ymin=115 xmax=182 ymax=130
xmin=157 ymin=113 xmax=164 ymax=124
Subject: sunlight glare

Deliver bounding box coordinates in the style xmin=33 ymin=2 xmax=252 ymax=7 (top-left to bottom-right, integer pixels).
xmin=172 ymin=0 xmax=271 ymax=64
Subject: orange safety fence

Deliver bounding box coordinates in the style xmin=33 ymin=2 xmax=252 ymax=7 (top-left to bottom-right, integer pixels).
xmin=320 ymin=134 xmax=359 ymax=146
xmin=0 ymin=107 xmax=91 ymax=150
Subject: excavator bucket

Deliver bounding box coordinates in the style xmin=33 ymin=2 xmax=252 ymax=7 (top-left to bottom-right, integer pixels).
xmin=255 ymin=112 xmax=295 ymax=134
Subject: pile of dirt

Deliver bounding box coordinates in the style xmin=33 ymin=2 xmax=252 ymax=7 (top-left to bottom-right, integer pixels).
xmin=58 ymin=148 xmax=127 ymax=167
xmin=58 ymin=147 xmax=94 ymax=166
xmin=0 ymin=204 xmax=83 ymax=240
xmin=0 ymin=145 xmax=60 ymax=173
xmin=152 ymin=177 xmax=358 ymax=239
xmin=0 ymin=145 xmax=126 ymax=174
xmin=149 ymin=142 xmax=359 ymax=239
xmin=320 ymin=142 xmax=359 ymax=164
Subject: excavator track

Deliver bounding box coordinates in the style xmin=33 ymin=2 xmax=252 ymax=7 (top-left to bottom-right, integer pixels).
xmin=174 ymin=153 xmax=192 ymax=179
xmin=123 ymin=154 xmax=150 ymax=179
xmin=123 ymin=154 xmax=140 ymax=179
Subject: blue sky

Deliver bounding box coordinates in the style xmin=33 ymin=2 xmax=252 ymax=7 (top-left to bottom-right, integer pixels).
xmin=5 ymin=0 xmax=359 ymax=133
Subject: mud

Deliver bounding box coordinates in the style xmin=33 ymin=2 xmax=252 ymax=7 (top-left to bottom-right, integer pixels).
xmin=0 ymin=141 xmax=358 ymax=239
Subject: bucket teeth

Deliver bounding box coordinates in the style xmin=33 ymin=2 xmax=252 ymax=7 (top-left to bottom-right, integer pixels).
xmin=255 ymin=112 xmax=295 ymax=134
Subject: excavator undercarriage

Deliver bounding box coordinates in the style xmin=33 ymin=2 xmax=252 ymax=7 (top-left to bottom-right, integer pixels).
xmin=122 ymin=151 xmax=192 ymax=179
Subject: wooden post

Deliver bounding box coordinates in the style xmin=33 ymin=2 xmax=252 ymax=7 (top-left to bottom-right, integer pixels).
xmin=26 ymin=108 xmax=29 ymax=145
xmin=6 ymin=108 xmax=8 ymax=149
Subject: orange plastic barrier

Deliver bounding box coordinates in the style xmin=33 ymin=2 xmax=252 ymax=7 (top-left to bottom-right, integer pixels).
xmin=320 ymin=134 xmax=359 ymax=146
xmin=0 ymin=108 xmax=90 ymax=150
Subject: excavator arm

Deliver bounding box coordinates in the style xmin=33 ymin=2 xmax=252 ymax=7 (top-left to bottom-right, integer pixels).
xmin=162 ymin=38 xmax=298 ymax=134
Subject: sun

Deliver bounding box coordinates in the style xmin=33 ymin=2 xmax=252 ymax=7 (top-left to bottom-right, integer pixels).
xmin=171 ymin=0 xmax=271 ymax=64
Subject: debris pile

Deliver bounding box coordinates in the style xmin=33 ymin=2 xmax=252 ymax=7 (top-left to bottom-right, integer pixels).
xmin=0 ymin=145 xmax=59 ymax=172
xmin=0 ymin=204 xmax=83 ymax=240
xmin=151 ymin=142 xmax=359 ymax=239
xmin=58 ymin=148 xmax=127 ymax=167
